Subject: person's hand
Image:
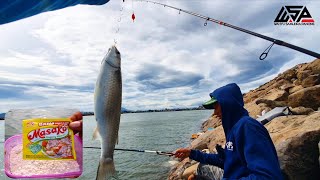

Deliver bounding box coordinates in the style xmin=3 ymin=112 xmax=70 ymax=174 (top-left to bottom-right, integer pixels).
xmin=174 ymin=148 xmax=191 ymax=159
xmin=188 ymin=174 xmax=195 ymax=180
xmin=69 ymin=111 xmax=83 ymax=138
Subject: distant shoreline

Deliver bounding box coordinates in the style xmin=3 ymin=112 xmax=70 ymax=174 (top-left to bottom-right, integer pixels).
xmin=82 ymin=106 xmax=208 ymax=116
xmin=0 ymin=107 xmax=208 ymax=120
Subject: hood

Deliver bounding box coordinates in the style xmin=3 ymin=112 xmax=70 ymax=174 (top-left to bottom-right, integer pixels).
xmin=211 ymin=83 xmax=249 ymax=136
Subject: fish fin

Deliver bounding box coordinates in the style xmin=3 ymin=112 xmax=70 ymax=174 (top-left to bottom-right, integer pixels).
xmin=96 ymin=158 xmax=115 ymax=180
xmin=92 ymin=127 xmax=100 ymax=140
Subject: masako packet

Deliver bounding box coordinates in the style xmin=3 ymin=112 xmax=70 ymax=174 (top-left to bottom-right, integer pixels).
xmin=22 ymin=118 xmax=76 ymax=160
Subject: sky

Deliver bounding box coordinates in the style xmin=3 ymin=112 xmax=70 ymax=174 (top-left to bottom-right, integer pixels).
xmin=0 ymin=0 xmax=319 ymax=112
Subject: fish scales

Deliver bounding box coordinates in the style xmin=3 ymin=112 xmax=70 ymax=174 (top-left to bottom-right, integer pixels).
xmin=94 ymin=45 xmax=122 ymax=180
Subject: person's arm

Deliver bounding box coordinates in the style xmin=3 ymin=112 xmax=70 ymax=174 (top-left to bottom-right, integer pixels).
xmin=236 ymin=120 xmax=283 ymax=180
xmin=174 ymin=147 xmax=224 ymax=168
xmin=189 ymin=150 xmax=224 ymax=169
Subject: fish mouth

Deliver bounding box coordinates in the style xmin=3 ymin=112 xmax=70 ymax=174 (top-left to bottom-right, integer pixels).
xmin=103 ymin=46 xmax=121 ymax=68
xmin=110 ymin=45 xmax=120 ymax=56
xmin=106 ymin=60 xmax=120 ymax=69
xmin=114 ymin=46 xmax=120 ymax=55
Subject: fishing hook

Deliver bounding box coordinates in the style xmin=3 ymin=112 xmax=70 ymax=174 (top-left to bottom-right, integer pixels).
xmin=118 ymin=17 xmax=122 ymax=22
xmin=260 ymin=42 xmax=275 ymax=60
xmin=204 ymin=18 xmax=209 ymax=26
xmin=179 ymin=9 xmax=181 ymax=14
xmin=120 ymin=7 xmax=124 ymax=11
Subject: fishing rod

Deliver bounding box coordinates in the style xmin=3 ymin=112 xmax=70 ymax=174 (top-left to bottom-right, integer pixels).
xmin=83 ymin=146 xmax=174 ymax=156
xmin=136 ymin=0 xmax=320 ymax=60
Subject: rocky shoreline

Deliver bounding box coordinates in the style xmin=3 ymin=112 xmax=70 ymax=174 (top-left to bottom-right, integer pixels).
xmin=169 ymin=59 xmax=320 ymax=180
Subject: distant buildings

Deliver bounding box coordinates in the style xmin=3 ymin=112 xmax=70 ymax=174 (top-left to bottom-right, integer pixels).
xmin=0 ymin=106 xmax=207 ymax=119
xmin=81 ymin=106 xmax=207 ymax=116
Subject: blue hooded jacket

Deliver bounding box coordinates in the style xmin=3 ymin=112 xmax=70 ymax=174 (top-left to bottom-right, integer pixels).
xmin=190 ymin=83 xmax=283 ymax=180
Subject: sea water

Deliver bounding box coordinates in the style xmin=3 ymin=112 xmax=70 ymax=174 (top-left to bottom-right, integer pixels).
xmin=80 ymin=110 xmax=212 ymax=180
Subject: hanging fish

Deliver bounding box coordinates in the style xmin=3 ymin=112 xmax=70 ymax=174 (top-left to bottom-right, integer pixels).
xmin=94 ymin=46 xmax=122 ymax=180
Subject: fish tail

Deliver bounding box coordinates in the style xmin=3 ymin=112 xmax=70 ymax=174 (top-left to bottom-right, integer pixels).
xmin=96 ymin=158 xmax=115 ymax=180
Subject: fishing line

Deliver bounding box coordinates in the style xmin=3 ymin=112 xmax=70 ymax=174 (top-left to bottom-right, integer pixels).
xmin=136 ymin=0 xmax=320 ymax=60
xmin=132 ymin=0 xmax=136 ymax=22
xmin=113 ymin=2 xmax=125 ymax=45
xmin=83 ymin=146 xmax=174 ymax=156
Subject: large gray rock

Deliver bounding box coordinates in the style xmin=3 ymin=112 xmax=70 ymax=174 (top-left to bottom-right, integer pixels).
xmin=201 ymin=115 xmax=221 ymax=131
xmin=280 ymin=83 xmax=294 ymax=92
xmin=182 ymin=163 xmax=199 ymax=179
xmin=305 ymin=59 xmax=320 ymax=74
xmin=301 ymin=74 xmax=320 ymax=88
xmin=288 ymin=85 xmax=320 ymax=110
xmin=256 ymin=99 xmax=287 ymax=108
xmin=190 ymin=130 xmax=215 ymax=150
xmin=277 ymin=130 xmax=320 ymax=180
xmin=266 ymin=112 xmax=320 ymax=180
xmin=245 ymin=101 xmax=272 ymax=118
xmin=297 ymin=70 xmax=312 ymax=83
xmin=279 ymin=69 xmax=296 ymax=81
xmin=169 ymin=158 xmax=196 ymax=180
xmin=267 ymin=89 xmax=289 ymax=101
xmin=289 ymin=85 xmax=304 ymax=94
xmin=291 ymin=106 xmax=314 ymax=115
xmin=296 ymin=59 xmax=320 ymax=85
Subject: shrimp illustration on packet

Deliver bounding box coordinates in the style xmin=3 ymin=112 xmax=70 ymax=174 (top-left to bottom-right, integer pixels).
xmin=22 ymin=118 xmax=76 ymax=160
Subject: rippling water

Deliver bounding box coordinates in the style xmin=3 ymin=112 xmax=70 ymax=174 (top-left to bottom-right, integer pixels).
xmin=81 ymin=110 xmax=211 ymax=180
xmin=0 ymin=110 xmax=212 ymax=179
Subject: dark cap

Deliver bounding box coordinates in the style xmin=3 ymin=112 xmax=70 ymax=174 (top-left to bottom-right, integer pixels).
xmin=202 ymin=96 xmax=218 ymax=109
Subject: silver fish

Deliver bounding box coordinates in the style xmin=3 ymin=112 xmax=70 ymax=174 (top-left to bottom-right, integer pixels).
xmin=94 ymin=45 xmax=122 ymax=180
